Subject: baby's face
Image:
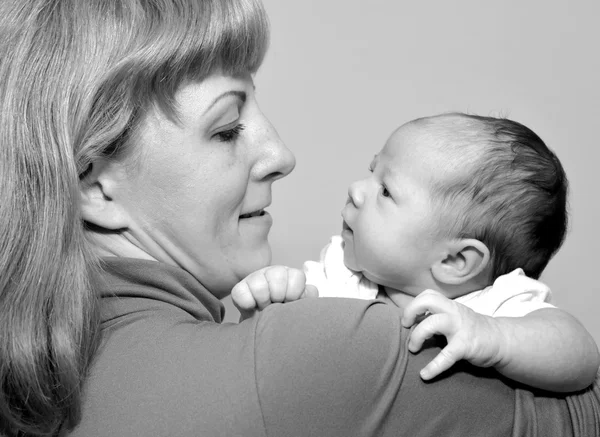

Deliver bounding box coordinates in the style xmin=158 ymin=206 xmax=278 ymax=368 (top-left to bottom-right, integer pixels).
xmin=341 ymin=123 xmax=447 ymax=294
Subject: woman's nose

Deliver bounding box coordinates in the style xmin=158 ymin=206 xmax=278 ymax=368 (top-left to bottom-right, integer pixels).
xmin=348 ymin=180 xmax=364 ymax=208
xmin=252 ymin=120 xmax=296 ymax=182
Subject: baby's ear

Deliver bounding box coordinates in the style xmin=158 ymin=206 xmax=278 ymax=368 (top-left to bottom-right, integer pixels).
xmin=79 ymin=159 xmax=130 ymax=231
xmin=431 ymin=239 xmax=490 ymax=286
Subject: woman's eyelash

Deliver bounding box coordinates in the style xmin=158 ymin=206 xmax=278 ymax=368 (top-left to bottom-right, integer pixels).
xmin=215 ymin=124 xmax=245 ymax=142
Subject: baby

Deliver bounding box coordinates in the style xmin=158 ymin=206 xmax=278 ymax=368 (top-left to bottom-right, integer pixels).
xmin=232 ymin=113 xmax=600 ymax=392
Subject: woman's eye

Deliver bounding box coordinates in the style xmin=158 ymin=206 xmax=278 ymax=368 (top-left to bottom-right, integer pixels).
xmin=215 ymin=124 xmax=245 ymax=142
xmin=380 ymin=186 xmax=391 ymax=198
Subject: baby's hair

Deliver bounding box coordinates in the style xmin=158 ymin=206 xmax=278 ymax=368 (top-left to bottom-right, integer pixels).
xmin=417 ymin=113 xmax=568 ymax=281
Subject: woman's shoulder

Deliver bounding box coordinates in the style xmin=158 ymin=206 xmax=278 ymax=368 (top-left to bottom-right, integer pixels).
xmin=254 ymin=297 xmax=408 ymax=367
xmin=249 ymin=298 xmax=517 ymax=436
xmin=70 ymin=295 xmax=600 ymax=436
xmin=72 ymin=297 xmax=409 ymax=436
xmin=71 ymin=313 xmax=264 ymax=436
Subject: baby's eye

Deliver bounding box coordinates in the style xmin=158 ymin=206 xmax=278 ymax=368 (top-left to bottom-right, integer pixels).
xmin=380 ymin=186 xmax=391 ymax=198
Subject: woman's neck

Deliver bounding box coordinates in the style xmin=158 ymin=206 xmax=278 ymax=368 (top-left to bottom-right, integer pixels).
xmin=86 ymin=230 xmax=157 ymax=261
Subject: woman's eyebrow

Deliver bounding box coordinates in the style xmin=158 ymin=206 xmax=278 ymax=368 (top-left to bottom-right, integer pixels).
xmin=203 ymin=90 xmax=247 ymax=115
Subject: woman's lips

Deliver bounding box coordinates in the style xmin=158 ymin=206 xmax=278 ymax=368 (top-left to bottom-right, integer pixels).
xmin=238 ymin=211 xmax=273 ymax=234
xmin=239 ymin=209 xmax=266 ymax=219
xmin=238 ymin=210 xmax=272 ymax=228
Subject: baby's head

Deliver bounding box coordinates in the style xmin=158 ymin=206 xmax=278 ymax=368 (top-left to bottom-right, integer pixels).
xmin=341 ymin=113 xmax=568 ymax=298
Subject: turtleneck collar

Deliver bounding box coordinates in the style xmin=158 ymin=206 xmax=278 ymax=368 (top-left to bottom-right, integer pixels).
xmin=96 ymin=257 xmax=225 ymax=324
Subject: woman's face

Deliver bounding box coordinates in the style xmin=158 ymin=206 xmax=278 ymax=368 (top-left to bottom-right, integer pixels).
xmin=118 ymin=74 xmax=295 ymax=297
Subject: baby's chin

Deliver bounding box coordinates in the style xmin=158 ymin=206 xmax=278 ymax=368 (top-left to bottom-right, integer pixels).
xmin=341 ymin=244 xmax=361 ymax=273
xmin=360 ymin=270 xmax=382 ymax=285
xmin=342 ymin=255 xmax=361 ymax=274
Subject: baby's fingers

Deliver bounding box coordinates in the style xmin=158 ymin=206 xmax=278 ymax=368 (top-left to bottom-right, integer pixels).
xmin=283 ymin=268 xmax=308 ymax=302
xmin=408 ymin=313 xmax=456 ymax=353
xmin=231 ymin=282 xmax=258 ymax=311
xmin=419 ymin=345 xmax=461 ymax=381
xmin=264 ymin=266 xmax=289 ymax=303
xmin=244 ymin=272 xmax=272 ymax=310
xmin=402 ymin=289 xmax=455 ymax=328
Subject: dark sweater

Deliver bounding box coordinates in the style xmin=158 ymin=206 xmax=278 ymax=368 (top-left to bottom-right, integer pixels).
xmin=68 ymin=257 xmax=600 ymax=436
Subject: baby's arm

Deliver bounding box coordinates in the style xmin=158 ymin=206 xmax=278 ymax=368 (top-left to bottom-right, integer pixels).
xmin=402 ymin=289 xmax=600 ymax=392
xmin=231 ymin=266 xmax=319 ymax=321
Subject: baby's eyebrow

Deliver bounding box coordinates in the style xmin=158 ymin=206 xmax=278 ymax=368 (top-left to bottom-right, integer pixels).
xmin=370 ymin=154 xmax=379 ymax=167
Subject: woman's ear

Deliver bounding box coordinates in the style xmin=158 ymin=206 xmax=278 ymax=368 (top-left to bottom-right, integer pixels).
xmin=431 ymin=239 xmax=490 ymax=286
xmin=79 ymin=159 xmax=130 ymax=230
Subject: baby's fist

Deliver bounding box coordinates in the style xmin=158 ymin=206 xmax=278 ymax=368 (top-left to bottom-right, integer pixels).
xmin=232 ymin=266 xmax=318 ymax=320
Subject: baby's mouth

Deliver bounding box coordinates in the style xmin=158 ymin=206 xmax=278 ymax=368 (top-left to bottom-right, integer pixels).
xmin=342 ymin=220 xmax=352 ymax=232
xmin=239 ymin=210 xmax=266 ymax=219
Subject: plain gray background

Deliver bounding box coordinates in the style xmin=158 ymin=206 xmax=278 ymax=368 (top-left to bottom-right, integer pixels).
xmin=223 ymin=0 xmax=600 ymax=345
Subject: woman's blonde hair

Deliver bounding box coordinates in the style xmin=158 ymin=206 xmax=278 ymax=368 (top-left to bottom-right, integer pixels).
xmin=0 ymin=0 xmax=269 ymax=435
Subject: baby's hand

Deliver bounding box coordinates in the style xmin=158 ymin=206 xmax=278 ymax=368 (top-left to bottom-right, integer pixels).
xmin=401 ymin=289 xmax=506 ymax=381
xmin=232 ymin=266 xmax=319 ymax=321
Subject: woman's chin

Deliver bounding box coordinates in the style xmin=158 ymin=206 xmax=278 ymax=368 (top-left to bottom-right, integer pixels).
xmin=237 ymin=244 xmax=272 ymax=276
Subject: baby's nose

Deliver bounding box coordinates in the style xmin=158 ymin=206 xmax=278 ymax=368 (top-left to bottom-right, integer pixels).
xmin=348 ymin=181 xmax=364 ymax=208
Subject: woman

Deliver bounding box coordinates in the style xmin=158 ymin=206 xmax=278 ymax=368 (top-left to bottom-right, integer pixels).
xmin=0 ymin=0 xmax=598 ymax=436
